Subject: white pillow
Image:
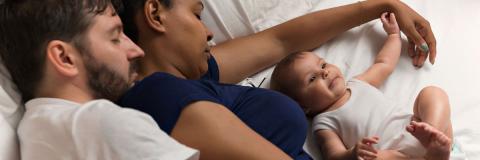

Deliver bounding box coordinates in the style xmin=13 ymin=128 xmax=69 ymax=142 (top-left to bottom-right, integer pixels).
xmin=202 ymin=0 xmax=312 ymax=44
xmin=201 ymin=0 xmax=312 ymax=88
xmin=0 ymin=57 xmax=23 ymax=127
xmin=1 ymin=56 xmax=22 ymax=160
xmin=0 ymin=113 xmax=20 ymax=160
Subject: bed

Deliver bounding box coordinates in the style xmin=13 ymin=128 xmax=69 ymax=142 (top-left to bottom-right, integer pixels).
xmin=1 ymin=0 xmax=479 ymax=159
xmin=202 ymin=0 xmax=479 ymax=159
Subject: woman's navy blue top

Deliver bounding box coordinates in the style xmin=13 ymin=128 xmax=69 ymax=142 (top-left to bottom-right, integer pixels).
xmin=118 ymin=57 xmax=311 ymax=160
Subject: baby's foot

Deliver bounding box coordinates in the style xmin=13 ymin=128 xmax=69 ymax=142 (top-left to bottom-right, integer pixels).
xmin=406 ymin=121 xmax=451 ymax=160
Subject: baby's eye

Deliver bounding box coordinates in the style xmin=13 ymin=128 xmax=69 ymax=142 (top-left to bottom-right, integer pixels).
xmin=194 ymin=13 xmax=202 ymax=20
xmin=309 ymin=76 xmax=316 ymax=82
xmin=321 ymin=63 xmax=327 ymax=69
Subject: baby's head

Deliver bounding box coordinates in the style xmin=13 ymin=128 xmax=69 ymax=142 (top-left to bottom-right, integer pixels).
xmin=271 ymin=52 xmax=348 ymax=116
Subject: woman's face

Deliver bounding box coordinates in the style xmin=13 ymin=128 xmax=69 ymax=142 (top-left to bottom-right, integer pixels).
xmin=160 ymin=0 xmax=213 ymax=79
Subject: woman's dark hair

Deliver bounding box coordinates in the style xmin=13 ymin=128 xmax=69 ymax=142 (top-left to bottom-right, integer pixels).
xmin=119 ymin=0 xmax=170 ymax=43
xmin=0 ymin=0 xmax=122 ymax=102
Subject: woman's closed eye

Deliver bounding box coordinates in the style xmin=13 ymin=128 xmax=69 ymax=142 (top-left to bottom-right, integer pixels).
xmin=194 ymin=13 xmax=202 ymax=20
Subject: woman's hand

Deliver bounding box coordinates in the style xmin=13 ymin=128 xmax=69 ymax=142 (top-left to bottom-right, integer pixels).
xmin=388 ymin=0 xmax=437 ymax=67
xmin=352 ymin=136 xmax=379 ymax=160
xmin=380 ymin=12 xmax=400 ymax=35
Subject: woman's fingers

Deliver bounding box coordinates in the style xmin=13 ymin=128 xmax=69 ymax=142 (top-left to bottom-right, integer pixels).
xmin=406 ymin=21 xmax=436 ymax=66
xmin=408 ymin=38 xmax=416 ymax=58
xmin=416 ymin=46 xmax=427 ymax=67
xmin=423 ymin=25 xmax=437 ymax=64
xmin=392 ymin=0 xmax=436 ymax=66
xmin=405 ymin=25 xmax=429 ymax=67
xmin=405 ymin=23 xmax=427 ymax=51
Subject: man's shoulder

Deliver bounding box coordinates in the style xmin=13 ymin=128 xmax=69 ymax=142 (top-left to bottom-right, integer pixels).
xmin=82 ymin=99 xmax=132 ymax=114
xmin=82 ymin=99 xmax=155 ymax=125
xmin=19 ymin=99 xmax=154 ymax=131
xmin=18 ymin=99 xmax=198 ymax=160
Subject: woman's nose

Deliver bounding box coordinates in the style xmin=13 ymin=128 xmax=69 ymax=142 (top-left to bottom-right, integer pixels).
xmin=202 ymin=23 xmax=214 ymax=41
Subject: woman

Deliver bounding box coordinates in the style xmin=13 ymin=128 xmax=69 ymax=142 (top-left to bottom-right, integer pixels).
xmin=117 ymin=0 xmax=437 ymax=159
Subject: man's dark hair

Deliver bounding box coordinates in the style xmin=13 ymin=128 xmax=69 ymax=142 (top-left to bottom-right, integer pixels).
xmin=0 ymin=0 xmax=122 ymax=102
xmin=119 ymin=0 xmax=170 ymax=43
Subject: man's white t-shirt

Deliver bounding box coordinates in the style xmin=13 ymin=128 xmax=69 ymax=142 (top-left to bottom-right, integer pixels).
xmin=17 ymin=98 xmax=199 ymax=160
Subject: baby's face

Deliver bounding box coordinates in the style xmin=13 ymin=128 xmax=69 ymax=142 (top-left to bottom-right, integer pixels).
xmin=291 ymin=52 xmax=348 ymax=114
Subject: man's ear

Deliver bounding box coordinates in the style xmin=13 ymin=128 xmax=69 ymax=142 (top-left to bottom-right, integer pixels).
xmin=144 ymin=0 xmax=168 ymax=33
xmin=45 ymin=40 xmax=80 ymax=77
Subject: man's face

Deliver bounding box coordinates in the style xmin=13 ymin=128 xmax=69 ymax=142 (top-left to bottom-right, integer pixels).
xmin=80 ymin=6 xmax=144 ymax=101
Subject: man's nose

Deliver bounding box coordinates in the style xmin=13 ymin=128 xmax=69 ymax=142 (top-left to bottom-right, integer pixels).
xmin=124 ymin=34 xmax=145 ymax=60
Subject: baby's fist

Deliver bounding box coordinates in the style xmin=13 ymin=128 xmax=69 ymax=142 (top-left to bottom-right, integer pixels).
xmin=381 ymin=12 xmax=400 ymax=35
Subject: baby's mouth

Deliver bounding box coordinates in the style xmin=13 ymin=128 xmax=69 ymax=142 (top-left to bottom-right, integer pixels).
xmin=329 ymin=76 xmax=338 ymax=89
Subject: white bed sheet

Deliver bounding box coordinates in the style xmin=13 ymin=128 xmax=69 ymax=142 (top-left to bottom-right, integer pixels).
xmin=202 ymin=0 xmax=480 ymax=159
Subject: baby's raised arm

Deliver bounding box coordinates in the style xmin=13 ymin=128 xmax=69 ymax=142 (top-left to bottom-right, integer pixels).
xmin=355 ymin=12 xmax=402 ymax=88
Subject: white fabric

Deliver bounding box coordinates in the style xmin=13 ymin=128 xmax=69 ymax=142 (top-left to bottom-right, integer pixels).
xmin=18 ymin=98 xmax=199 ymax=160
xmin=0 ymin=113 xmax=20 ymax=160
xmin=312 ymin=79 xmax=425 ymax=157
xmin=0 ymin=57 xmax=22 ymax=160
xmin=202 ymin=0 xmax=479 ymax=159
xmin=201 ymin=0 xmax=312 ymax=45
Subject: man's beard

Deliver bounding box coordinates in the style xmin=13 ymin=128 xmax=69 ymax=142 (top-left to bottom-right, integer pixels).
xmin=83 ymin=55 xmax=138 ymax=101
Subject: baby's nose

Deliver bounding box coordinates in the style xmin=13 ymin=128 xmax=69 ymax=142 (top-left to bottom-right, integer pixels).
xmin=322 ymin=70 xmax=329 ymax=79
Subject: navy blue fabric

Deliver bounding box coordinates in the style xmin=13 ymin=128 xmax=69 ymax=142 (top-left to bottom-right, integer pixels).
xmin=200 ymin=55 xmax=220 ymax=81
xmin=119 ymin=57 xmax=312 ymax=160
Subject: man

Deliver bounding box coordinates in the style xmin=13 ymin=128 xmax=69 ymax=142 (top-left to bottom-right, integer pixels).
xmin=0 ymin=0 xmax=198 ymax=159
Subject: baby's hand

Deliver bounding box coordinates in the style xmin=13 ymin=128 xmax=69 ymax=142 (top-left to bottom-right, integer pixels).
xmin=381 ymin=12 xmax=400 ymax=35
xmin=353 ymin=136 xmax=379 ymax=160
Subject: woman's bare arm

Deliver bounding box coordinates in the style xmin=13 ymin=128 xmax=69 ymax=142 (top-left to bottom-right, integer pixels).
xmin=212 ymin=0 xmax=435 ymax=84
xmin=171 ymin=101 xmax=292 ymax=160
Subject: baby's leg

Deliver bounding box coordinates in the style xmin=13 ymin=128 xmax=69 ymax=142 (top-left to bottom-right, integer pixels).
xmin=409 ymin=86 xmax=452 ymax=160
xmin=411 ymin=86 xmax=452 ymax=139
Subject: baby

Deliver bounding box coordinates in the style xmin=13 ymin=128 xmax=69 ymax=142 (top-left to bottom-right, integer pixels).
xmin=271 ymin=13 xmax=452 ymax=160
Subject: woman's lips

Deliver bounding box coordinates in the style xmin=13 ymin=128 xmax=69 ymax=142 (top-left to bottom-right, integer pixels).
xmin=204 ymin=47 xmax=211 ymax=59
xmin=205 ymin=50 xmax=211 ymax=59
